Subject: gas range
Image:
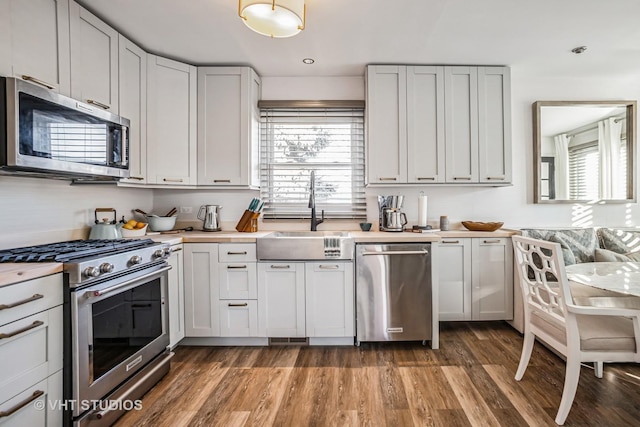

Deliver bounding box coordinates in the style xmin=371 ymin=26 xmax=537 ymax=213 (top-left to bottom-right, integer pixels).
xmin=0 ymin=238 xmax=170 ymax=287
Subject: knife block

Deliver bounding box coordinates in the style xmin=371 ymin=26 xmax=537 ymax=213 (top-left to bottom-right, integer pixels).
xmin=235 ymin=210 xmax=260 ymax=232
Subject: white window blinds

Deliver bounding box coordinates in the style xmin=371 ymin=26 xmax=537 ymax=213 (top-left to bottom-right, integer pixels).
xmin=259 ymin=104 xmax=366 ymax=219
xmin=569 ymin=143 xmax=599 ymax=200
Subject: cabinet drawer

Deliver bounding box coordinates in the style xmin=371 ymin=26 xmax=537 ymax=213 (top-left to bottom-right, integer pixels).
xmin=0 ymin=306 xmax=63 ymax=405
xmin=219 ymin=263 xmax=257 ymax=300
xmin=0 ymin=274 xmax=62 ymax=327
xmin=219 ymin=300 xmax=258 ymax=337
xmin=219 ymin=244 xmax=256 ymax=262
xmin=0 ymin=370 xmax=62 ymax=427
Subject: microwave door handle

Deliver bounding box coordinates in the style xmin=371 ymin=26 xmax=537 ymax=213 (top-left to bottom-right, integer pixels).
xmin=85 ymin=266 xmax=172 ymax=298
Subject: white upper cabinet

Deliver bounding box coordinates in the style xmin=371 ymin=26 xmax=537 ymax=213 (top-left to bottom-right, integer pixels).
xmin=407 ymin=66 xmax=445 ymax=183
xmin=197 ymin=67 xmax=261 ymax=187
xmin=146 ymin=55 xmax=197 ymax=185
xmin=367 ymin=64 xmax=511 ymax=185
xmin=69 ymin=1 xmax=119 ymax=112
xmin=366 ymin=65 xmax=407 ymax=184
xmin=118 ymin=35 xmax=147 ymax=183
xmin=5 ymin=0 xmax=71 ymax=95
xmin=478 ymin=67 xmax=512 ymax=183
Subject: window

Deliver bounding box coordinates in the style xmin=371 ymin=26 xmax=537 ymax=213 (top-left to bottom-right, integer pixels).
xmin=259 ymin=103 xmax=365 ymax=219
xmin=568 ymin=140 xmax=627 ymax=200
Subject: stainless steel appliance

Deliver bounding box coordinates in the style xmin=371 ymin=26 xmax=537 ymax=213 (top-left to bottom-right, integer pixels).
xmin=0 ymin=239 xmax=173 ymax=426
xmin=355 ymin=243 xmax=433 ymax=344
xmin=257 ymin=231 xmax=354 ymax=260
xmin=198 ymin=204 xmax=222 ymax=231
xmin=378 ymin=195 xmax=407 ymax=232
xmin=0 ymin=77 xmax=130 ymax=180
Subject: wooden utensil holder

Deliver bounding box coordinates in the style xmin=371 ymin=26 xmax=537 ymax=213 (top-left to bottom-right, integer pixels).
xmin=236 ymin=210 xmax=260 ymax=232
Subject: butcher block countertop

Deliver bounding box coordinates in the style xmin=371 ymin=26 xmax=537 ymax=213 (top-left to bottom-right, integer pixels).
xmin=0 ymin=263 xmax=63 ymax=287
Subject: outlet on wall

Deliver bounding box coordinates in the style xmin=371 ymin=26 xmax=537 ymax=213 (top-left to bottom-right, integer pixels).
xmin=180 ymin=206 xmax=193 ymax=214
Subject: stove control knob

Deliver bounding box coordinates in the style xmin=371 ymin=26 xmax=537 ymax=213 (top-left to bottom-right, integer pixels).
xmin=129 ymin=255 xmax=143 ymax=266
xmin=163 ymin=247 xmax=172 ymax=255
xmin=100 ymin=263 xmax=114 ymax=274
xmin=83 ymin=266 xmax=100 ymax=278
xmin=153 ymin=249 xmax=165 ymax=258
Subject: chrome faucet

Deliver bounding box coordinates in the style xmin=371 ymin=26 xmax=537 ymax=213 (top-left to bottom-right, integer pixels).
xmin=308 ymin=170 xmax=324 ymax=231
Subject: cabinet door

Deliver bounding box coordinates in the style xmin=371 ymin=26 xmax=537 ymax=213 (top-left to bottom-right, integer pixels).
xmin=0 ymin=370 xmax=62 ymax=427
xmin=183 ymin=244 xmax=219 ymax=337
xmin=219 ymin=263 xmax=257 ymax=300
xmin=257 ymin=263 xmax=305 ymax=337
xmin=9 ymin=0 xmax=71 ymax=95
xmin=146 ymin=55 xmax=197 ymax=185
xmin=444 ymin=66 xmax=478 ymax=183
xmin=305 ymin=262 xmax=354 ymax=337
xmin=198 ymin=67 xmax=260 ymax=186
xmin=366 ymin=65 xmax=407 ymax=184
xmin=219 ymin=300 xmax=258 ymax=337
xmin=407 ymin=66 xmax=445 ymax=183
xmin=437 ymin=238 xmax=472 ymax=321
xmin=478 ymin=67 xmax=512 ymax=184
xmin=118 ymin=35 xmax=147 ymax=184
xmin=69 ymin=2 xmax=118 ymax=112
xmin=472 ymin=238 xmax=513 ymax=320
xmin=168 ymin=245 xmax=185 ymax=348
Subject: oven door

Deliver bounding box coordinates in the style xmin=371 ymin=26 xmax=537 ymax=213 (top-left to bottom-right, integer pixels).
xmin=71 ymin=265 xmax=170 ymax=416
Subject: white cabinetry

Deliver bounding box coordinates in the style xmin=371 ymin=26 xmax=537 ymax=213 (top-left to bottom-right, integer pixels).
xmin=257 ymin=263 xmax=306 ymax=337
xmin=218 ymin=244 xmax=258 ymax=337
xmin=197 ymin=67 xmax=261 ymax=187
xmin=0 ymin=273 xmax=63 ymax=427
xmin=69 ymin=1 xmax=119 ymax=112
xmin=118 ymin=35 xmax=147 ymax=184
xmin=5 ymin=0 xmax=71 ymax=95
xmin=146 ymin=55 xmax=197 ymax=185
xmin=168 ymin=244 xmax=185 ymax=348
xmin=183 ymin=243 xmax=219 ymax=336
xmin=366 ymin=64 xmax=511 ymax=185
xmin=305 ymin=262 xmax=354 ymax=338
xmin=437 ymin=237 xmax=513 ymax=321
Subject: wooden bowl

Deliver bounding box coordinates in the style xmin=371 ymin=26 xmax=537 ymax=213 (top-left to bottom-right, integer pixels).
xmin=461 ymin=221 xmax=504 ymax=232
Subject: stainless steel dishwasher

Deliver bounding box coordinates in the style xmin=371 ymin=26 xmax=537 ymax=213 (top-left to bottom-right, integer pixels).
xmin=356 ymin=243 xmax=432 ymax=345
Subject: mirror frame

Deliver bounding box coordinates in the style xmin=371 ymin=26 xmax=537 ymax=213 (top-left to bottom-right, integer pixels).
xmin=533 ymin=100 xmax=637 ymax=204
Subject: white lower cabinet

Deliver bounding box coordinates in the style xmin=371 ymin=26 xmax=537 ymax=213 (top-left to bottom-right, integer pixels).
xmin=183 ymin=243 xmax=220 ymax=337
xmin=168 ymin=244 xmax=185 ymax=348
xmin=258 ymin=262 xmax=355 ymax=339
xmin=437 ymin=237 xmax=513 ymax=321
xmin=219 ymin=300 xmax=258 ymax=337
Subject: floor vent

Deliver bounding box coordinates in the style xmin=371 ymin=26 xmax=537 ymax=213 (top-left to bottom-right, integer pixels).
xmin=269 ymin=337 xmax=309 ymax=346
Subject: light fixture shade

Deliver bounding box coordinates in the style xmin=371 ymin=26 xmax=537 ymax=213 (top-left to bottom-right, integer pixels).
xmin=239 ymin=0 xmax=305 ymax=38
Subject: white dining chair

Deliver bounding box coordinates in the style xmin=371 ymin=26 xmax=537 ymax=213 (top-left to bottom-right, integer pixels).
xmin=512 ymin=235 xmax=640 ymax=425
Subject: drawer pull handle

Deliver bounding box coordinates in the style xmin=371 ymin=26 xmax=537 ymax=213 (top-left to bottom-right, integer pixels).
xmin=486 ymin=176 xmax=505 ymax=180
xmin=416 ymin=177 xmax=435 ymax=181
xmin=171 ymin=247 xmax=183 ymax=252
xmin=214 ymin=179 xmax=232 ymax=183
xmin=484 ymin=239 xmax=501 ymax=243
xmin=0 ymin=294 xmax=44 ymax=311
xmin=378 ymin=177 xmax=397 ymax=181
xmin=227 ymin=265 xmax=247 ymax=269
xmin=0 ymin=390 xmax=45 ymax=418
xmin=453 ymin=176 xmax=472 ymax=180
xmin=0 ymin=320 xmax=44 ymax=340
xmin=319 ymin=265 xmax=340 ymax=269
xmin=227 ymin=251 xmax=248 ymax=255
xmin=21 ymin=75 xmax=55 ymax=89
xmin=441 ymin=240 xmax=460 ymax=244
xmin=270 ymin=265 xmax=291 ymax=269
xmin=128 ymin=176 xmax=145 ymax=181
xmin=228 ymin=303 xmax=248 ymax=307
xmin=86 ymin=99 xmax=110 ymax=110
xmin=162 ymin=178 xmax=184 ymax=183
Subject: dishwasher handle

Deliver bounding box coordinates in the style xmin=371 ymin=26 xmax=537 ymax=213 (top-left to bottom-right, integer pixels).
xmin=361 ymin=250 xmax=429 ymax=256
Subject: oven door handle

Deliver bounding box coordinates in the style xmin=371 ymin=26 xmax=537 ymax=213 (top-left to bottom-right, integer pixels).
xmin=86 ymin=266 xmax=172 ymax=298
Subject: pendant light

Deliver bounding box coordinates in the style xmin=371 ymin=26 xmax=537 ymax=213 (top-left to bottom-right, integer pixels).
xmin=238 ymin=0 xmax=306 ymax=38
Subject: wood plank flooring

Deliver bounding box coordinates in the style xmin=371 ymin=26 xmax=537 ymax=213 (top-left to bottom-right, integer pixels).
xmin=115 ymin=322 xmax=640 ymax=426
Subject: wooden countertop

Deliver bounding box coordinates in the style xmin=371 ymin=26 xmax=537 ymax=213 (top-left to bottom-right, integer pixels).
xmin=0 ymin=263 xmax=63 ymax=287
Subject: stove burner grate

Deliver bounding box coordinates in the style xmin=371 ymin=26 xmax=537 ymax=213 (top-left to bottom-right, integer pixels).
xmin=0 ymin=239 xmax=156 ymax=263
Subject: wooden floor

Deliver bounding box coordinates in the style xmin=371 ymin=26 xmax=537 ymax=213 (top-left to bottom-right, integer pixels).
xmin=115 ymin=322 xmax=640 ymax=426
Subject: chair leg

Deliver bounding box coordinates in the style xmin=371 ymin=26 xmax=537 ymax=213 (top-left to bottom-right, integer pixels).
xmin=556 ymin=357 xmax=581 ymax=425
xmin=515 ymin=331 xmax=535 ymax=381
xmin=594 ymin=361 xmax=603 ymax=378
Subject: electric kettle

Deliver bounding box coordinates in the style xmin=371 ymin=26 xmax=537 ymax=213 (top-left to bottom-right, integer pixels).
xmin=198 ymin=205 xmax=222 ymax=232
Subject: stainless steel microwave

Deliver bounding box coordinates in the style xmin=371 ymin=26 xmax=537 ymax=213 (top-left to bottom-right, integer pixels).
xmin=0 ymin=77 xmax=130 ymax=180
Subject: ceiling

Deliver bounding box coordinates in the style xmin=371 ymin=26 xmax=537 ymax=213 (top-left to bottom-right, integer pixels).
xmin=78 ymin=0 xmax=640 ymax=78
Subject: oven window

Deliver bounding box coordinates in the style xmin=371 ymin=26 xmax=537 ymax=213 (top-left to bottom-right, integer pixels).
xmin=91 ymin=279 xmax=162 ymax=381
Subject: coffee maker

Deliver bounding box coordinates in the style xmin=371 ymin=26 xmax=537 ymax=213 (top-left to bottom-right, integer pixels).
xmin=378 ymin=195 xmax=407 ymax=232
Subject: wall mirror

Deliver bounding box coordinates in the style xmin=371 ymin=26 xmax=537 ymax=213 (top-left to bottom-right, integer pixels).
xmin=533 ymin=100 xmax=637 ymax=203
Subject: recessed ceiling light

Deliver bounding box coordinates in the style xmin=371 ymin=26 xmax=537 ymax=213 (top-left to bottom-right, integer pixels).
xmin=302 ymin=58 xmax=315 ymax=64
xmin=571 ymin=46 xmax=587 ymax=54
